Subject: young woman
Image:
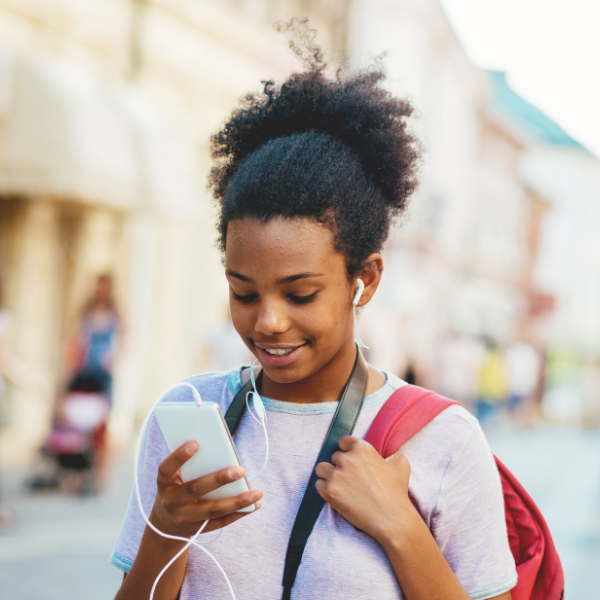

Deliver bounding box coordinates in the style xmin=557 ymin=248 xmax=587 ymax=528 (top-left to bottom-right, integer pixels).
xmin=112 ymin=29 xmax=516 ymax=600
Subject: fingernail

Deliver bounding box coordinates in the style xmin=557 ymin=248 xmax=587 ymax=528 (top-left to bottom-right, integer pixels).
xmin=249 ymin=490 xmax=260 ymax=503
xmin=228 ymin=467 xmax=242 ymax=480
xmin=185 ymin=441 xmax=198 ymax=455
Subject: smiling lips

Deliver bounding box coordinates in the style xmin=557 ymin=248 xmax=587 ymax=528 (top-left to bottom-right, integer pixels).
xmin=263 ymin=348 xmax=295 ymax=356
xmin=254 ymin=343 xmax=307 ymax=366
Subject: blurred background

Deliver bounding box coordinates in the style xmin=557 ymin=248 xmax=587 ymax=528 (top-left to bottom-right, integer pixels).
xmin=0 ymin=0 xmax=598 ymax=598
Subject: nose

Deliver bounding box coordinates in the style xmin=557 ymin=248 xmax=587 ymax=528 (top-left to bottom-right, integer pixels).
xmin=255 ymin=298 xmax=290 ymax=336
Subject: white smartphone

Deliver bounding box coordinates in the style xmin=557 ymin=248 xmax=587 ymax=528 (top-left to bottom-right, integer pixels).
xmin=154 ymin=400 xmax=255 ymax=512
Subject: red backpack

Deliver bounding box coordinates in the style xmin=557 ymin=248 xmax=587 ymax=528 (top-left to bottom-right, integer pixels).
xmin=365 ymin=385 xmax=565 ymax=600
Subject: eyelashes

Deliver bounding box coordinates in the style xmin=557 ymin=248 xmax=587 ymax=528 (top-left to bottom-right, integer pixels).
xmin=232 ymin=292 xmax=318 ymax=304
xmin=288 ymin=292 xmax=318 ymax=304
xmin=232 ymin=292 xmax=257 ymax=303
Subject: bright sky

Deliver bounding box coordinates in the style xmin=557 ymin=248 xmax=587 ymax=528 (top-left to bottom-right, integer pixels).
xmin=440 ymin=0 xmax=600 ymax=158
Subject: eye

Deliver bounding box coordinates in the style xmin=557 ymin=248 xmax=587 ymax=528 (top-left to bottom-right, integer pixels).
xmin=232 ymin=292 xmax=257 ymax=303
xmin=289 ymin=292 xmax=318 ymax=304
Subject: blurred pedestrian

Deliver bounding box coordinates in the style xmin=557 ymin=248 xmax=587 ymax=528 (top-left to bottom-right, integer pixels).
xmin=59 ymin=274 xmax=122 ymax=488
xmin=476 ymin=339 xmax=508 ymax=425
xmin=437 ymin=332 xmax=485 ymax=413
xmin=504 ymin=341 xmax=541 ymax=419
xmin=66 ymin=274 xmax=122 ymax=404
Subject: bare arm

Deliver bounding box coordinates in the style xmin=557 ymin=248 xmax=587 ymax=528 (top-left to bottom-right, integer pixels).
xmin=315 ymin=437 xmax=513 ymax=600
xmin=378 ymin=500 xmax=511 ymax=600
xmin=115 ymin=441 xmax=263 ymax=600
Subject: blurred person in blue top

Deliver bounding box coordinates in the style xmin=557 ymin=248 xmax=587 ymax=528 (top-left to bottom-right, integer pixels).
xmin=67 ymin=274 xmax=122 ymax=405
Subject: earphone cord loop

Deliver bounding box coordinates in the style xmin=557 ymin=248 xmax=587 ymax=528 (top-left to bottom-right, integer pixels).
xmin=246 ymin=352 xmax=269 ymax=482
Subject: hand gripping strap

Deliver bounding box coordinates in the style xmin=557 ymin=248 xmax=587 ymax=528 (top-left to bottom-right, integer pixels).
xmin=364 ymin=385 xmax=458 ymax=458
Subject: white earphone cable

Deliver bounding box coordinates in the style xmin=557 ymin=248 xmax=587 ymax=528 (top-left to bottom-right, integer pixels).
xmin=245 ymin=354 xmax=269 ymax=482
xmin=134 ymin=382 xmax=237 ymax=600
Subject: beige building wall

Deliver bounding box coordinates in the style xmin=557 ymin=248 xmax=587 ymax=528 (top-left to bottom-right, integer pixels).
xmin=0 ymin=0 xmax=346 ymax=463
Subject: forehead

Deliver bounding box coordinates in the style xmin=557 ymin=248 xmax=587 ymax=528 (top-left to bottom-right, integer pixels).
xmin=225 ymin=217 xmax=345 ymax=277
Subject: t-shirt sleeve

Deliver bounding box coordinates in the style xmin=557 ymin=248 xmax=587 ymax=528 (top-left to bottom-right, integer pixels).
xmin=431 ymin=421 xmax=518 ymax=599
xmin=111 ymin=413 xmax=169 ymax=572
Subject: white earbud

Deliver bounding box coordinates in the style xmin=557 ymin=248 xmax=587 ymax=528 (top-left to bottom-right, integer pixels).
xmin=353 ymin=278 xmax=365 ymax=306
xmin=352 ymin=279 xmax=368 ymax=349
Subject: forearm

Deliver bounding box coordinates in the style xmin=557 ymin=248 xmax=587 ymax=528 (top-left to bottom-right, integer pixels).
xmin=115 ymin=512 xmax=189 ymax=600
xmin=378 ymin=505 xmax=471 ymax=600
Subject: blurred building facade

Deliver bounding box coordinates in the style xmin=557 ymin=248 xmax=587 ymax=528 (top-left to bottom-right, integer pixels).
xmin=487 ymin=71 xmax=600 ymax=423
xmin=0 ymin=0 xmax=597 ymax=465
xmin=348 ymin=0 xmax=541 ymax=382
xmin=0 ymin=0 xmax=346 ymax=463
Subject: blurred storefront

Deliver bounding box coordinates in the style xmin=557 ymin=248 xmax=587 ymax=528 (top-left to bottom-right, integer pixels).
xmin=0 ymin=0 xmax=347 ymax=464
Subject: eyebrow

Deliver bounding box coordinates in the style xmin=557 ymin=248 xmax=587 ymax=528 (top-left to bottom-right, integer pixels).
xmin=226 ymin=270 xmax=325 ymax=284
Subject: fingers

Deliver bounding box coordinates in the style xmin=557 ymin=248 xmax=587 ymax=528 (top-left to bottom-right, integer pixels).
xmin=315 ymin=461 xmax=335 ymax=479
xmin=204 ymin=500 xmax=263 ymax=533
xmin=337 ymin=435 xmax=362 ymax=452
xmin=181 ymin=488 xmax=263 ymax=525
xmin=385 ymin=449 xmax=411 ymax=477
xmin=157 ymin=441 xmax=199 ymax=486
xmin=184 ymin=465 xmax=246 ymax=501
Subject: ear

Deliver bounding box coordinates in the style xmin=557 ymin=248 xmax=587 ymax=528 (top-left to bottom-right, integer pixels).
xmin=354 ymin=253 xmax=383 ymax=307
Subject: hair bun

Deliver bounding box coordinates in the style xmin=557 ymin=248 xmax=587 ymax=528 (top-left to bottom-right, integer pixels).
xmin=210 ymin=20 xmax=419 ymax=215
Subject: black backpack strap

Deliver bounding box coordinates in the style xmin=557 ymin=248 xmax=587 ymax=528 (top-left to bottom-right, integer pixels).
xmin=223 ymin=349 xmax=369 ymax=600
xmin=282 ymin=349 xmax=368 ymax=600
xmin=224 ymin=369 xmax=263 ymax=435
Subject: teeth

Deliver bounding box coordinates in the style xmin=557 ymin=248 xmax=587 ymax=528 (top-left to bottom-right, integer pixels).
xmin=264 ymin=348 xmax=295 ymax=356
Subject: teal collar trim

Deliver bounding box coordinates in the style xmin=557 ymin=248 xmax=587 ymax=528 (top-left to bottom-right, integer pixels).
xmin=226 ymin=366 xmax=406 ymax=415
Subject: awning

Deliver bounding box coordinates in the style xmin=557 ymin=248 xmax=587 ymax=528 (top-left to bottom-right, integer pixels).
xmin=0 ymin=53 xmax=198 ymax=214
xmin=115 ymin=87 xmax=200 ymax=217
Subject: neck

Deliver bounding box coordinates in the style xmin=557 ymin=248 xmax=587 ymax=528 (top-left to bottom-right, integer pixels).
xmin=260 ymin=339 xmax=360 ymax=404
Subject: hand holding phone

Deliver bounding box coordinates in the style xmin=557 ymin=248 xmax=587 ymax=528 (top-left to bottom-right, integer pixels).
xmin=151 ymin=401 xmax=262 ymax=537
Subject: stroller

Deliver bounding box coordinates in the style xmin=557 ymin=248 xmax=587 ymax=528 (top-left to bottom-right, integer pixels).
xmin=28 ymin=370 xmax=110 ymax=495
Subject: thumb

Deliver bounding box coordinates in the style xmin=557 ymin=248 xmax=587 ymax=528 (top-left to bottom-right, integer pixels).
xmin=385 ymin=449 xmax=404 ymax=464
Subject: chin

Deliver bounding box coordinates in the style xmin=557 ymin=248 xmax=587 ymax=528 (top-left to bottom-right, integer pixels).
xmin=260 ymin=363 xmax=310 ymax=385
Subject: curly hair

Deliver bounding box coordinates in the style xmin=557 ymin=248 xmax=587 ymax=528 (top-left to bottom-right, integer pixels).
xmin=209 ymin=19 xmax=419 ymax=277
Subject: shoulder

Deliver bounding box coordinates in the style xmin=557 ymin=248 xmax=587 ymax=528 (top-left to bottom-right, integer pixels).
xmin=403 ymin=401 xmax=493 ymax=492
xmin=415 ymin=403 xmax=481 ymax=452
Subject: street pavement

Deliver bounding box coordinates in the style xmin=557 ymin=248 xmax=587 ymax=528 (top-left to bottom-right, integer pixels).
xmin=1 ymin=426 xmax=598 ymax=599
xmin=0 ymin=459 xmax=131 ymax=600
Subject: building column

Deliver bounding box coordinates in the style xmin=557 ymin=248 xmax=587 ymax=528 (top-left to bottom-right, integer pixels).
xmin=1 ymin=199 xmax=62 ymax=465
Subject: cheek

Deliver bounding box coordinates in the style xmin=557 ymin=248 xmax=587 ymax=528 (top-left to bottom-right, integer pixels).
xmin=296 ymin=294 xmax=349 ymax=341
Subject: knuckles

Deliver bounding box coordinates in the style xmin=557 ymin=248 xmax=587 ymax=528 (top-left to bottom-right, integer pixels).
xmin=172 ymin=512 xmax=186 ymax=527
xmin=187 ymin=480 xmax=201 ymax=497
xmin=208 ymin=504 xmax=224 ymax=520
xmin=335 ymin=453 xmax=348 ymax=468
xmin=157 ymin=463 xmax=170 ymax=482
xmin=162 ymin=497 xmax=176 ymax=513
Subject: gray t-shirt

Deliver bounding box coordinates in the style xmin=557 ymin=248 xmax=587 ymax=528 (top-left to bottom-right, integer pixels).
xmin=112 ymin=368 xmax=517 ymax=600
